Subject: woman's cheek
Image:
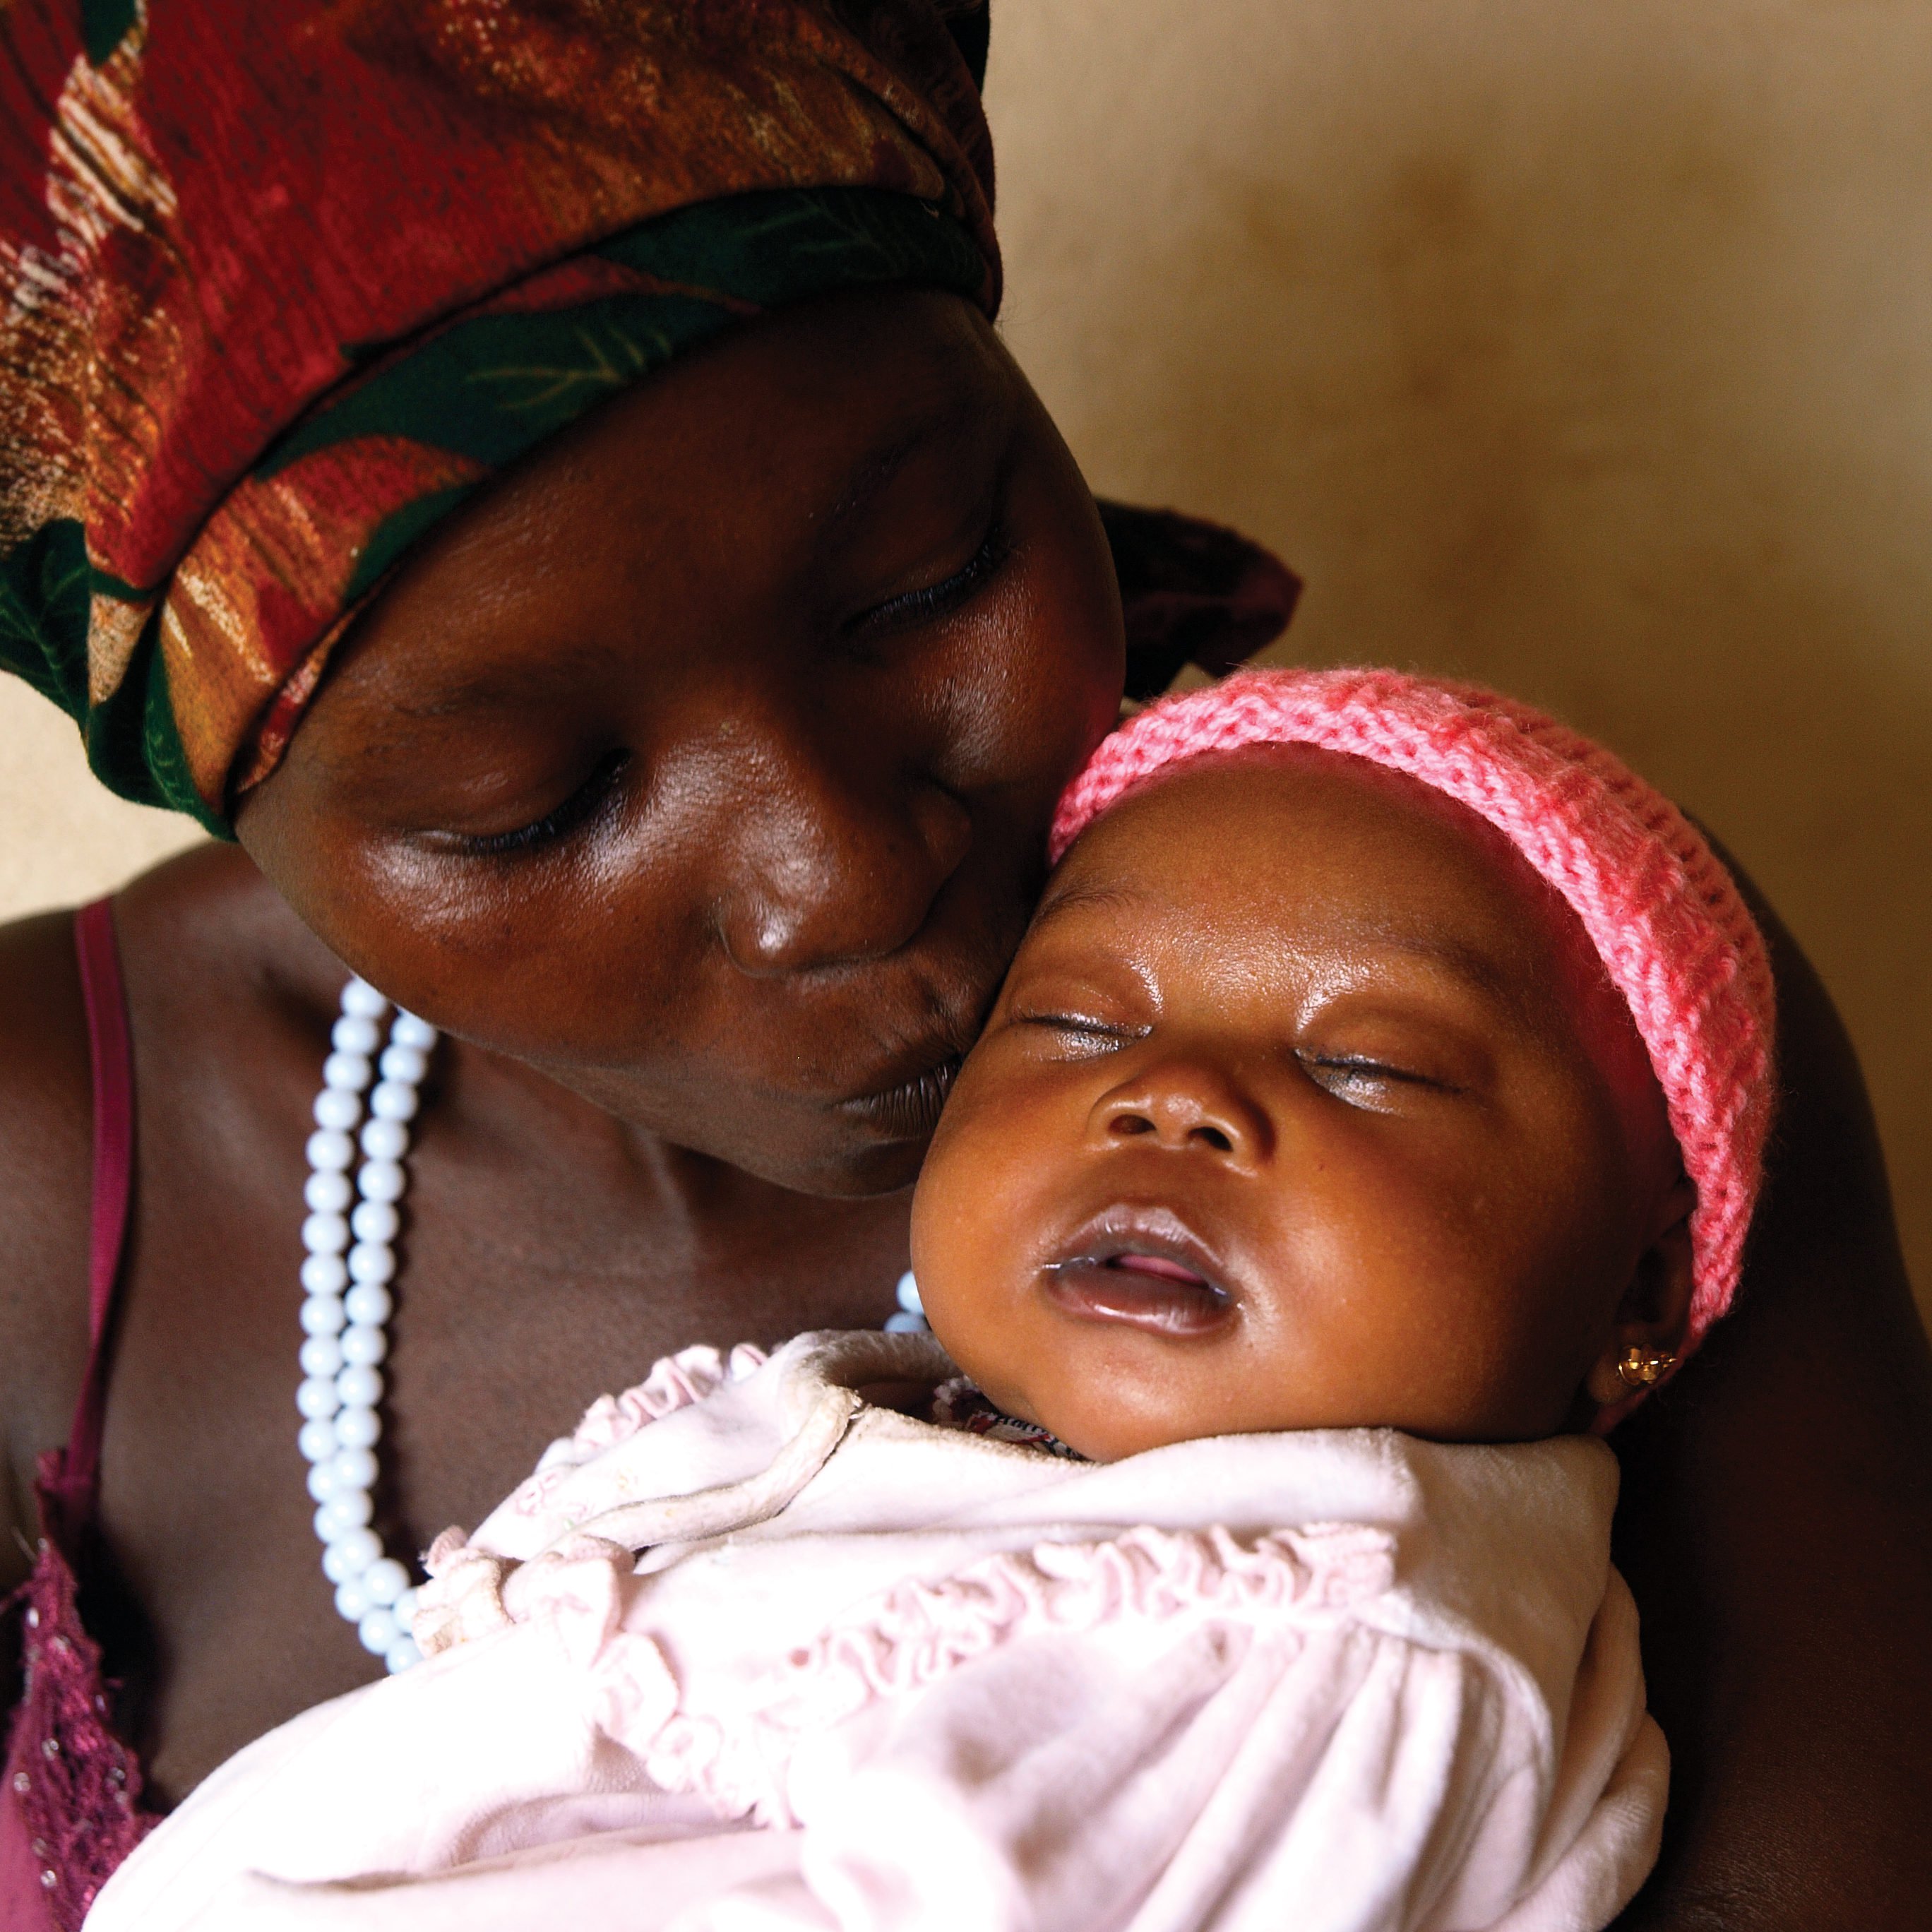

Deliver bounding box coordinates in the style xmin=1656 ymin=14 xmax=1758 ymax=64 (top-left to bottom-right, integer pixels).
xmin=929 ymin=609 xmax=1115 ymax=808
xmin=1006 ymin=583 xmax=1125 ymax=784
xmin=935 ymin=504 xmax=1123 ymax=797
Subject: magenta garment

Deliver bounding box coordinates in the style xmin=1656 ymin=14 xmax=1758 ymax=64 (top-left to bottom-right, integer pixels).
xmin=1 ymin=900 xmax=157 ymax=1931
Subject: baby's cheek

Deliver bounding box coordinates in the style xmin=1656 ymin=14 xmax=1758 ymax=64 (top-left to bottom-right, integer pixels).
xmin=910 ymin=1087 xmax=1021 ymax=1311
xmin=909 ymin=1071 xmax=1061 ymax=1395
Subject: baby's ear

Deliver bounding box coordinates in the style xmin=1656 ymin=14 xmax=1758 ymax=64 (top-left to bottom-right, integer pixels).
xmin=1583 ymin=1175 xmax=1698 ymax=1409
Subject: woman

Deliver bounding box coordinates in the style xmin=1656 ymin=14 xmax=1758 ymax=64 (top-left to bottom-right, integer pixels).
xmin=1 ymin=3 xmax=1926 ymax=1928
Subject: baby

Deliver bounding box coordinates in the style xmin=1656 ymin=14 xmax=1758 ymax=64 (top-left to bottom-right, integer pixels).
xmin=90 ymin=669 xmax=1775 ymax=1932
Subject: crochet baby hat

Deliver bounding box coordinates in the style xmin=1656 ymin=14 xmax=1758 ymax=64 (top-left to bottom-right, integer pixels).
xmin=1050 ymin=667 xmax=1777 ymax=1366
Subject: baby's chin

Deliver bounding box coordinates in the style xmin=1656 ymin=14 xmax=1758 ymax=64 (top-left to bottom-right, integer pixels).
xmin=960 ymin=1364 xmax=1222 ymax=1464
xmin=928 ymin=1308 xmax=1246 ymax=1462
xmin=1042 ymin=1402 xmax=1232 ymax=1464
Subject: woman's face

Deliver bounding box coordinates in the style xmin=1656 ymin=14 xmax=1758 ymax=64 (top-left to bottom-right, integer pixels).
xmin=237 ymin=287 xmax=1124 ymax=1196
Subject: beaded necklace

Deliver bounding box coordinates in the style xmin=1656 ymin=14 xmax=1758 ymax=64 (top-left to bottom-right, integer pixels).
xmin=296 ymin=978 xmax=433 ymax=1674
xmin=297 ymin=977 xmax=929 ymax=1669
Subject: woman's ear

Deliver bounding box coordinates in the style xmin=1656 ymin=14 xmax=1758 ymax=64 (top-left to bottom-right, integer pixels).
xmin=1583 ymin=1175 xmax=1698 ymax=1409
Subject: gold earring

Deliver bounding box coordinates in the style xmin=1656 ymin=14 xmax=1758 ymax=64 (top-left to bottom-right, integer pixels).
xmin=1616 ymin=1345 xmax=1676 ymax=1389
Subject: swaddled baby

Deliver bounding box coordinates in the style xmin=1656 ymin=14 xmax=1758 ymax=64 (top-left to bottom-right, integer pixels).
xmin=90 ymin=669 xmax=1775 ymax=1932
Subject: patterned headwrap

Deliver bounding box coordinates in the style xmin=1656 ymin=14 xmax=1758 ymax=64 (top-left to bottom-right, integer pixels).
xmin=0 ymin=0 xmax=1004 ymax=828
xmin=1 ymin=1 xmax=1296 ymax=833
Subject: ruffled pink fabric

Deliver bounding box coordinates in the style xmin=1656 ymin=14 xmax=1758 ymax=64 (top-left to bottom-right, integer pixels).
xmin=416 ymin=1515 xmax=1396 ymax=1832
xmin=669 ymin=1522 xmax=1395 ymax=1826
xmin=86 ymin=1340 xmax=1654 ymax=1932
xmin=502 ymin=1344 xmax=768 ymax=1525
xmin=415 ymin=1339 xmax=787 ymax=1658
xmin=777 ymin=1521 xmax=1395 ymax=1715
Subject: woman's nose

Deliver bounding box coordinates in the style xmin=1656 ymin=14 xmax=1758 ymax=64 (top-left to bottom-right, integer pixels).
xmin=1087 ymin=1060 xmax=1273 ymax=1169
xmin=717 ymin=732 xmax=972 ymax=977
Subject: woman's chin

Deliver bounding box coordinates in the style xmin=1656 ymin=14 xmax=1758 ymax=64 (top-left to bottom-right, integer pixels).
xmin=792 ymin=1127 xmax=931 ymax=1198
xmin=699 ymin=1112 xmax=931 ymax=1198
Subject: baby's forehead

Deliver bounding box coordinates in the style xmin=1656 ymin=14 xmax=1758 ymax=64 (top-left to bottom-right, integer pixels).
xmin=1035 ymin=744 xmax=1581 ymax=972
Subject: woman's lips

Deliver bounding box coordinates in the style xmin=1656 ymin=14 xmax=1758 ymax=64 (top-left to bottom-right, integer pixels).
xmin=1042 ymin=1212 xmax=1236 ymax=1337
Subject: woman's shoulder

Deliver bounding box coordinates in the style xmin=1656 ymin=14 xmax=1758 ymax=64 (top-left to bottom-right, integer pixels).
xmin=0 ymin=842 xmax=323 ymax=1241
xmin=0 ymin=845 xmax=337 ymax=1591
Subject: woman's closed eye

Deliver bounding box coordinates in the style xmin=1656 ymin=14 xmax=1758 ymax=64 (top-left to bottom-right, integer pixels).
xmin=434 ymin=747 xmax=633 ymax=860
xmin=846 ymin=508 xmax=1012 ymax=638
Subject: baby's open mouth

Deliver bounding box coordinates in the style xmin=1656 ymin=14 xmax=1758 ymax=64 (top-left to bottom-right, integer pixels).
xmin=1043 ymin=1214 xmax=1236 ymax=1337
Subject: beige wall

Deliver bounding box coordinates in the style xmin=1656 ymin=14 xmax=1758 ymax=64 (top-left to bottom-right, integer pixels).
xmin=3 ymin=0 xmax=1927 ymax=1311
xmin=0 ymin=677 xmax=203 ymax=922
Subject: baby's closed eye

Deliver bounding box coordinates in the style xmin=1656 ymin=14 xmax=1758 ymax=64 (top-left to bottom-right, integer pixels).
xmin=1295 ymin=1049 xmax=1469 ymax=1107
xmin=1011 ymin=1008 xmax=1145 ymax=1059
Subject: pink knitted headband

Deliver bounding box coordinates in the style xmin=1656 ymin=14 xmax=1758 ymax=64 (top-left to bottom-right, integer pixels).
xmin=1051 ymin=667 xmax=1777 ymax=1363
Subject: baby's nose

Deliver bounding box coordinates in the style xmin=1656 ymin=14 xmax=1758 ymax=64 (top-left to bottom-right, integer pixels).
xmin=1088 ymin=1061 xmax=1272 ymax=1168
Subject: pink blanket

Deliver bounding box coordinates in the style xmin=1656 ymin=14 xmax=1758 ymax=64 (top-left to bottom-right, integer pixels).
xmin=88 ymin=1331 xmax=1664 ymax=1932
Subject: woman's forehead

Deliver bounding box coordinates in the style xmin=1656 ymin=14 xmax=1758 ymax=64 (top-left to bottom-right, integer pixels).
xmin=309 ymin=292 xmax=1013 ymax=715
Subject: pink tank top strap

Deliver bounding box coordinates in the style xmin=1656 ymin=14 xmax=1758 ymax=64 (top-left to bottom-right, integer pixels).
xmin=1 ymin=897 xmax=155 ymax=1931
xmin=38 ymin=898 xmax=138 ymax=1542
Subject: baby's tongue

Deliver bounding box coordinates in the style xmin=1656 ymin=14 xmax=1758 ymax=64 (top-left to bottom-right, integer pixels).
xmin=1111 ymin=1253 xmax=1205 ymax=1284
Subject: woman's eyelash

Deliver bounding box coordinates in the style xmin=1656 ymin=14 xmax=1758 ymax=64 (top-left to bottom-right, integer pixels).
xmin=453 ymin=748 xmax=631 ymax=859
xmin=854 ymin=513 xmax=1011 ymax=631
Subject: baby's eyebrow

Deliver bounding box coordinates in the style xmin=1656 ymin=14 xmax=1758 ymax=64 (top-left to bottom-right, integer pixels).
xmin=1317 ymin=922 xmax=1517 ymax=999
xmin=1026 ymin=881 xmax=1151 ymax=933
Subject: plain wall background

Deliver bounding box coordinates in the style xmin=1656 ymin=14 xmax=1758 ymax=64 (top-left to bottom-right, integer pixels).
xmin=4 ymin=0 xmax=1928 ymax=1316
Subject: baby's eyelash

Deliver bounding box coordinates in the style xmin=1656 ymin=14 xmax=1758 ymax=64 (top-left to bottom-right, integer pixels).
xmin=1301 ymin=1054 xmax=1450 ymax=1093
xmin=1015 ymin=1010 xmax=1138 ymax=1054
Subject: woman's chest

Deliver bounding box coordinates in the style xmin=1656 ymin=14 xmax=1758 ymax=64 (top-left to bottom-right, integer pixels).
xmin=88 ymin=1057 xmax=914 ymax=1803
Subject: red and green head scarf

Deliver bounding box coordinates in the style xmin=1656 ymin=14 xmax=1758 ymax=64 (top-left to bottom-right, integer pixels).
xmin=0 ymin=0 xmax=998 ymax=829
xmin=1 ymin=1 xmax=1295 ymax=833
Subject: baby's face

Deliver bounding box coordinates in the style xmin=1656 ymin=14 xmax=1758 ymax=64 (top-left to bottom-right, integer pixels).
xmin=910 ymin=744 xmax=1690 ymax=1460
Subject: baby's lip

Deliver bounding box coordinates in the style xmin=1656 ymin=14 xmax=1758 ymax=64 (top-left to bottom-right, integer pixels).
xmin=1042 ymin=1206 xmax=1237 ymax=1337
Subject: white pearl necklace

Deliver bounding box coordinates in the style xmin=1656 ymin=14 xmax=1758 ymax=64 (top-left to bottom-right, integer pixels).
xmin=298 ymin=978 xmax=435 ymax=1674
xmin=298 ymin=979 xmax=931 ymax=1676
